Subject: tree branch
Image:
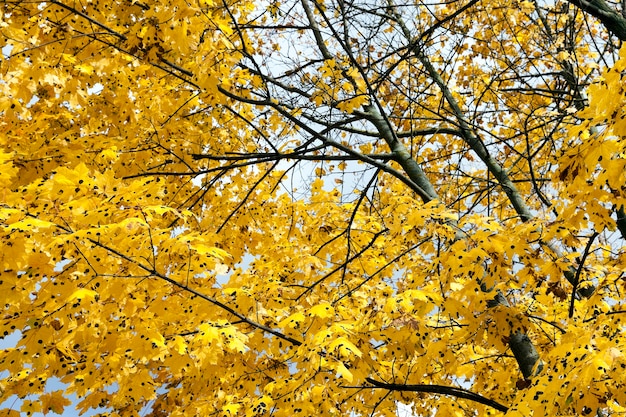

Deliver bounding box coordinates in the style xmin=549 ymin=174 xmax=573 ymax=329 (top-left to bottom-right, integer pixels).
xmin=365 ymin=377 xmax=509 ymax=413
xmin=509 ymin=331 xmax=543 ymax=379
xmin=70 ymin=233 xmax=304 ymax=347
xmin=50 ymin=0 xmax=127 ymax=40
xmin=565 ymin=0 xmax=626 ymax=40
xmin=615 ymin=206 xmax=626 ymax=240
xmin=569 ymin=232 xmax=599 ymax=318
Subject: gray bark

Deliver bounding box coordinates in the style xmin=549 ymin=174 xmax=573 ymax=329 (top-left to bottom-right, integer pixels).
xmin=566 ymin=0 xmax=626 ymax=41
xmin=509 ymin=331 xmax=543 ymax=379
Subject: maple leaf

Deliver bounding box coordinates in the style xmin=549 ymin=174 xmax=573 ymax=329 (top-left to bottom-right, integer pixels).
xmin=40 ymin=391 xmax=72 ymax=415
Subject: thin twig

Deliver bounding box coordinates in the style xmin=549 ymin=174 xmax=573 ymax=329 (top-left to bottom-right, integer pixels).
xmin=569 ymin=231 xmax=600 ymax=318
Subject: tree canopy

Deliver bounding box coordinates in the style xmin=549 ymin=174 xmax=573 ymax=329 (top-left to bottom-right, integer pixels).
xmin=1 ymin=0 xmax=626 ymax=415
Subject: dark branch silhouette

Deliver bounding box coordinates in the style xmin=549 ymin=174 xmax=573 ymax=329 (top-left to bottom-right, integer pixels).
xmin=365 ymin=377 xmax=509 ymax=413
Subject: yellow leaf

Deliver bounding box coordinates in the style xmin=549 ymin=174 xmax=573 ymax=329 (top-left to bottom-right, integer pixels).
xmin=7 ymin=218 xmax=55 ymax=231
xmin=61 ymin=53 xmax=77 ymax=64
xmin=190 ymin=242 xmax=230 ymax=260
xmin=98 ymin=146 xmax=117 ymax=160
xmin=170 ymin=336 xmax=188 ymax=355
xmin=149 ymin=331 xmax=166 ymax=348
xmin=196 ymin=323 xmax=221 ymax=344
xmin=279 ymin=312 xmax=305 ymax=328
xmin=221 ymin=326 xmax=248 ymax=353
xmin=40 ymin=390 xmax=72 ymax=414
xmin=21 ymin=400 xmax=42 ymax=415
xmin=222 ymin=403 xmax=241 ymax=414
xmin=68 ymin=288 xmax=98 ymax=302
xmin=145 ymin=205 xmax=177 ymax=216
xmin=310 ymin=385 xmax=325 ymax=403
xmin=335 ymin=362 xmax=353 ymax=383
xmin=329 ymin=337 xmax=362 ymax=358
xmin=0 ymin=151 xmax=18 ymax=187
xmin=309 ymin=302 xmax=335 ymax=318
xmin=75 ymin=63 xmax=94 ymax=74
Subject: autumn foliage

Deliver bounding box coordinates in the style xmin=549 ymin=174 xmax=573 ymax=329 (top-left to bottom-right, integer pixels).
xmin=1 ymin=0 xmax=626 ymax=416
